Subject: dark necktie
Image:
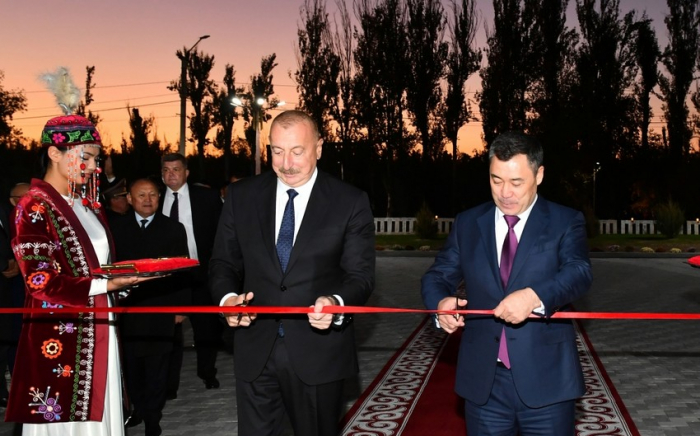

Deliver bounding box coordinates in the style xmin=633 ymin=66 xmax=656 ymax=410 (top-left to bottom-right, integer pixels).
xmin=276 ymin=189 xmax=298 ymax=272
xmin=498 ymin=215 xmax=520 ymax=369
xmin=169 ymin=192 xmax=179 ymax=222
xmin=140 ymin=219 xmax=148 ymax=230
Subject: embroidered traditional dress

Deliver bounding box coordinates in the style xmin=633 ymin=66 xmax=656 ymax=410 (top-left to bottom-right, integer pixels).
xmin=5 ymin=179 xmax=124 ymax=436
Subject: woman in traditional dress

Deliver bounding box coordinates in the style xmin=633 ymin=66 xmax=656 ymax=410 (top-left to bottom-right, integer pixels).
xmin=4 ymin=68 xmax=154 ymax=436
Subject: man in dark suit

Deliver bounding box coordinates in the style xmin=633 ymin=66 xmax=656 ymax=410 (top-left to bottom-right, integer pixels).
xmin=421 ymin=132 xmax=592 ymax=436
xmin=110 ymin=178 xmax=190 ymax=436
xmin=209 ymin=110 xmax=375 ymax=436
xmin=160 ymin=153 xmax=223 ymax=392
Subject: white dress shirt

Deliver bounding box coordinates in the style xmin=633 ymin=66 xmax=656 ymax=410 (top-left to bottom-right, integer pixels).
xmin=495 ymin=195 xmax=544 ymax=314
xmin=163 ymin=183 xmax=199 ymax=260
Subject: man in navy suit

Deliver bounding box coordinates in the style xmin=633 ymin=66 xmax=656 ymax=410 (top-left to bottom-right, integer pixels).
xmin=421 ymin=132 xmax=592 ymax=436
xmin=209 ymin=110 xmax=375 ymax=436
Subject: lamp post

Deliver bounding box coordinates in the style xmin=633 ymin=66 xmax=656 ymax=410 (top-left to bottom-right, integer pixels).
xmin=231 ymin=96 xmax=285 ymax=175
xmin=178 ymin=35 xmax=210 ymax=156
xmin=592 ymin=161 xmax=601 ymax=215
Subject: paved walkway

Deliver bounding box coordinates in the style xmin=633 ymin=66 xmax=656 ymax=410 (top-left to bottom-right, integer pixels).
xmin=2 ymin=256 xmax=700 ymax=435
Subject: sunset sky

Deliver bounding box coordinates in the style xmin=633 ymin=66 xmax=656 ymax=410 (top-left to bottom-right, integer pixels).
xmin=2 ymin=0 xmax=668 ymax=157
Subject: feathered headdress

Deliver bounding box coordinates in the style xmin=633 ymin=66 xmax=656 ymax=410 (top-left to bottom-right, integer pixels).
xmin=39 ymin=67 xmax=82 ymax=115
xmin=39 ymin=67 xmax=103 ymax=211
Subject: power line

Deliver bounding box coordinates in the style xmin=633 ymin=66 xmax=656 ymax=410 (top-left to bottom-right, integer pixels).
xmin=14 ymin=100 xmax=180 ymax=120
xmin=30 ymin=93 xmax=177 ymax=111
xmin=24 ymin=80 xmax=172 ymax=93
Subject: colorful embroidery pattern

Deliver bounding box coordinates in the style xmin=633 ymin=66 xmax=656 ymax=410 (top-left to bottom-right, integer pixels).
xmin=14 ymin=241 xmax=61 ymax=259
xmin=29 ymin=204 xmax=45 ymax=223
xmin=29 ymin=386 xmax=62 ymax=421
xmin=53 ymin=364 xmax=73 ymax=378
xmin=16 ymin=188 xmax=99 ymax=422
xmin=41 ymin=339 xmax=63 ymax=359
xmin=54 ymin=321 xmax=75 ymax=335
xmin=27 ymin=271 xmax=50 ymax=290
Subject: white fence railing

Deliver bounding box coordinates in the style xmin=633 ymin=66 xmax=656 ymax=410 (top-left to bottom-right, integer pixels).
xmin=375 ymin=217 xmax=700 ymax=236
xmin=374 ymin=218 xmax=454 ymax=235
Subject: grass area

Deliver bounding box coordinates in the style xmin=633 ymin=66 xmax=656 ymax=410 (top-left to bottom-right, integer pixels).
xmin=376 ymin=233 xmax=700 ymax=253
xmin=587 ymin=234 xmax=699 ymax=253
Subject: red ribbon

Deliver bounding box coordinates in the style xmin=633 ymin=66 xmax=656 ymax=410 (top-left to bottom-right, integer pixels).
xmin=0 ymin=305 xmax=699 ymax=320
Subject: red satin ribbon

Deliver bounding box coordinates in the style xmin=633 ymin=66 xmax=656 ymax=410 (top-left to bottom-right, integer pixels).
xmin=0 ymin=305 xmax=699 ymax=320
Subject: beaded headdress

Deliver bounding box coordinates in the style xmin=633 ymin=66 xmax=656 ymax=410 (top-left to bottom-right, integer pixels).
xmin=39 ymin=67 xmax=102 ymax=211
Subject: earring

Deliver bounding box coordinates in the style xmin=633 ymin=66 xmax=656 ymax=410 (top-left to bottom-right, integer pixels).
xmin=80 ymin=149 xmax=88 ymax=207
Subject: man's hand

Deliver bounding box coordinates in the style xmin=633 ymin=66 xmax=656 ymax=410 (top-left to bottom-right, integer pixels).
xmin=175 ymin=315 xmax=187 ymax=324
xmin=308 ymin=296 xmax=336 ymax=330
xmin=493 ymin=287 xmax=541 ymax=324
xmin=1 ymin=260 xmax=19 ymax=278
xmin=437 ymin=296 xmax=467 ymax=334
xmin=106 ymin=275 xmax=159 ymax=291
xmin=222 ymin=292 xmax=256 ymax=327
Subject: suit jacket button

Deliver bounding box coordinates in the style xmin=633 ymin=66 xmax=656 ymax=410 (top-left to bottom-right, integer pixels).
xmin=495 ymin=336 xmax=500 ymax=342
xmin=280 ymin=285 xmax=287 ymax=292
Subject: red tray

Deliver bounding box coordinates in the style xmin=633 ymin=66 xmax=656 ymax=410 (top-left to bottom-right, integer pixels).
xmin=689 ymin=255 xmax=700 ymax=268
xmin=93 ymin=257 xmax=199 ymax=278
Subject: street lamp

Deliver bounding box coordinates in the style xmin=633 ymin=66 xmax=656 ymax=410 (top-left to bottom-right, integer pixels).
xmin=592 ymin=161 xmax=601 ymax=215
xmin=231 ymin=97 xmax=285 ymax=175
xmin=178 ymin=34 xmax=210 ymax=156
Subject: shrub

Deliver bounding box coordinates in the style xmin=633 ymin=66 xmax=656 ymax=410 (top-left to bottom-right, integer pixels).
xmin=583 ymin=206 xmax=599 ymax=238
xmin=653 ymin=199 xmax=685 ymax=238
xmin=415 ymin=202 xmax=438 ymax=239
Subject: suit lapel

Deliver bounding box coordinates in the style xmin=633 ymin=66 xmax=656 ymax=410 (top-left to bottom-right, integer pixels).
xmin=476 ymin=205 xmax=502 ymax=291
xmin=509 ymin=198 xmax=550 ymax=287
xmin=257 ymin=173 xmax=280 ymax=272
xmin=284 ymin=172 xmax=328 ymax=274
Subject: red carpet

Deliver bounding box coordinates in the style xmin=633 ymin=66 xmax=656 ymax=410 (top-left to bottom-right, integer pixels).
xmin=342 ymin=317 xmax=640 ymax=436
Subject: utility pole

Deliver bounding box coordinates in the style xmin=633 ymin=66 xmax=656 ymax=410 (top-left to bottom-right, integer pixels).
xmin=178 ymin=35 xmax=210 ymax=156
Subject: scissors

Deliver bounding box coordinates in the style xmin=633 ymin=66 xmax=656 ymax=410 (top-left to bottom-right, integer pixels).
xmin=453 ymin=289 xmax=467 ymax=321
xmin=235 ymin=296 xmax=249 ymax=323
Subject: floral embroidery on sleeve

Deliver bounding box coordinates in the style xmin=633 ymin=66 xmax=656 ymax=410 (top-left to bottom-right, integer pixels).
xmin=27 ymin=271 xmax=50 ymax=290
xmin=29 ymin=204 xmax=45 ymax=223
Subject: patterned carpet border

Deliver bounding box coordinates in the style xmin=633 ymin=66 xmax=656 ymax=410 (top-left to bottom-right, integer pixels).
xmin=342 ymin=318 xmax=641 ymax=436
